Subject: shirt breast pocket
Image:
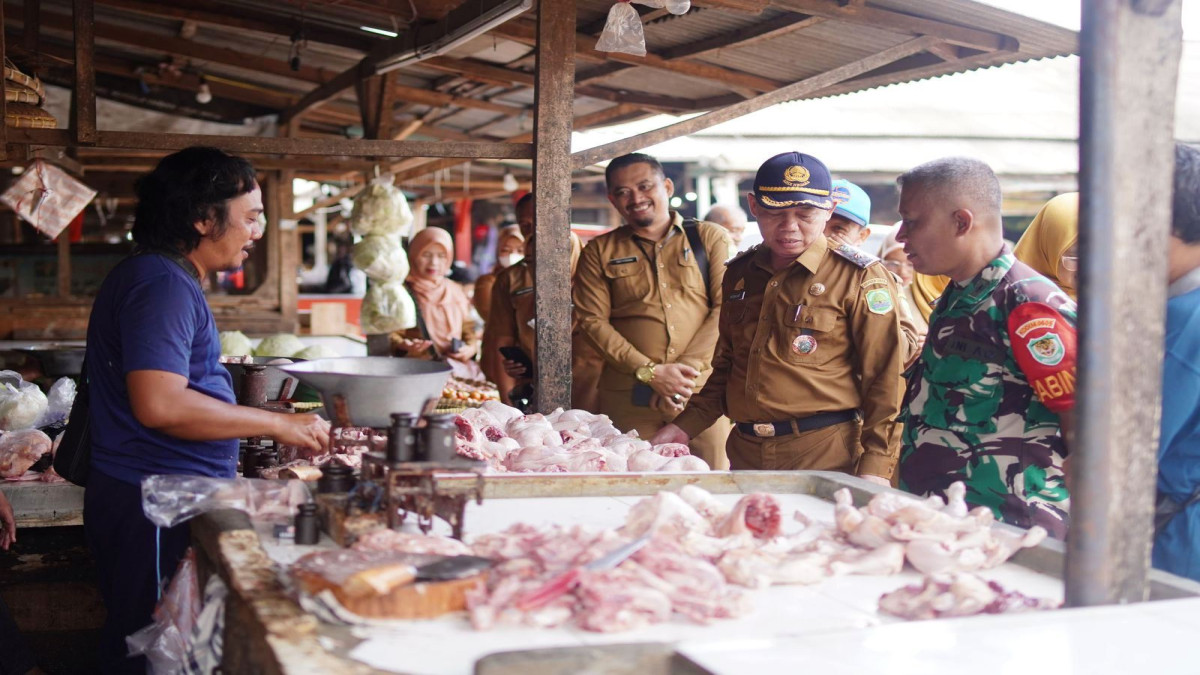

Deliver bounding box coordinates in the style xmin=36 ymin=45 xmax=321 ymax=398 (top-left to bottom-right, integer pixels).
xmin=604 ymin=262 xmax=650 ymax=303
xmin=780 ymin=306 xmax=839 ymax=366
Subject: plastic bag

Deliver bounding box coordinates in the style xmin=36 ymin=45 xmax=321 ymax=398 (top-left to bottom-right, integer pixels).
xmin=141 ymin=475 xmax=311 ymax=528
xmin=36 ymin=377 xmax=76 ymax=428
xmin=0 ymin=379 xmax=48 ymax=431
xmin=596 ymin=2 xmax=646 ymax=56
xmin=629 ymin=0 xmax=691 ymax=13
xmin=360 ymin=280 xmax=417 ymax=334
xmin=126 ymin=549 xmax=199 ymax=674
xmin=349 ymin=175 xmax=414 ymax=237
xmin=352 ymin=235 xmax=410 ymax=282
xmin=0 ymin=160 xmax=98 ymax=239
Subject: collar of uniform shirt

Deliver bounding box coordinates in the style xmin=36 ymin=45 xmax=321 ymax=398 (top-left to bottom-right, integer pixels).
xmin=625 ymin=211 xmax=684 ymax=244
xmin=752 ymin=233 xmax=829 ymax=275
xmin=942 ymin=251 xmax=1014 ymax=314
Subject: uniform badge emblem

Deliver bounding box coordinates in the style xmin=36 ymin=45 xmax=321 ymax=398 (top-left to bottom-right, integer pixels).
xmin=865 ymin=288 xmax=894 ymax=315
xmin=831 ymin=185 xmax=851 ymax=204
xmin=1027 ymin=332 xmax=1065 ymax=366
xmin=783 ymin=165 xmax=810 ymax=186
xmin=809 ymin=283 xmax=826 ymax=296
xmin=792 ymin=334 xmax=818 ymax=354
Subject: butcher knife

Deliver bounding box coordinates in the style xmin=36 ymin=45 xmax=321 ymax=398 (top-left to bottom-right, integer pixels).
xmin=515 ymin=534 xmax=652 ymax=611
xmin=414 ymin=555 xmax=494 ymax=582
xmin=342 ymin=555 xmax=494 ymax=597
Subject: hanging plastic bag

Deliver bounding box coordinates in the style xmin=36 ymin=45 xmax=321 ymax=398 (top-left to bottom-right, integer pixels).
xmin=349 ymin=174 xmax=414 ymax=238
xmin=0 ymin=160 xmax=97 ymax=239
xmin=596 ymin=2 xmax=647 ymax=56
xmin=360 ymin=280 xmax=417 ymax=334
xmin=352 ymin=235 xmax=410 ymax=282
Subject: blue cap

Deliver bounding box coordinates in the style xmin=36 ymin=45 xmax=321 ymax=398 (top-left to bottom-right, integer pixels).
xmin=752 ymin=152 xmax=834 ymax=210
xmin=830 ymin=179 xmax=871 ymax=227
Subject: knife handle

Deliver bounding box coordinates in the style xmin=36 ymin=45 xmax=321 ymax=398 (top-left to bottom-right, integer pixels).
xmin=514 ymin=568 xmax=582 ymax=611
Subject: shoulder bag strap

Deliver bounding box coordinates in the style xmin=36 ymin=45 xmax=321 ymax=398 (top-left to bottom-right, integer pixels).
xmin=682 ymin=219 xmax=711 ymax=308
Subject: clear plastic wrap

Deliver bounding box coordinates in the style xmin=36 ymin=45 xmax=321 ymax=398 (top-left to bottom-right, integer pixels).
xmin=0 ymin=379 xmax=48 ymax=431
xmin=360 ymin=280 xmax=418 ymax=334
xmin=126 ymin=549 xmax=199 ymax=674
xmin=349 ymin=175 xmax=414 ymax=237
xmin=352 ymin=235 xmax=410 ymax=282
xmin=36 ymin=377 xmax=76 ymax=428
xmin=141 ymin=475 xmax=311 ymax=528
xmin=596 ymin=2 xmax=646 ymax=56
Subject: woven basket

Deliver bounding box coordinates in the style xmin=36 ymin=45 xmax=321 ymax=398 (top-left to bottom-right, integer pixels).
xmin=4 ymin=60 xmax=44 ymax=100
xmin=5 ymin=102 xmax=57 ymax=129
xmin=5 ymin=82 xmax=41 ymax=105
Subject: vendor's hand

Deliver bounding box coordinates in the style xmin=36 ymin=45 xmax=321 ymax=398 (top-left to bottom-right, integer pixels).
xmin=449 ymin=343 xmax=477 ymax=361
xmin=0 ymin=492 xmax=15 ymax=550
xmin=272 ymin=413 xmax=331 ymax=453
xmin=859 ymin=474 xmax=890 ymax=488
xmin=650 ymin=423 xmax=690 ymax=446
xmin=396 ymin=338 xmax=434 ymax=358
xmin=648 ymin=363 xmax=699 ymax=400
xmin=502 ymin=359 xmax=530 ymax=379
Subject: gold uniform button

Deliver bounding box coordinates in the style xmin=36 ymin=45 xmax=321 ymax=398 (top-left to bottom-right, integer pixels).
xmin=771 ymin=281 xmax=779 ymax=287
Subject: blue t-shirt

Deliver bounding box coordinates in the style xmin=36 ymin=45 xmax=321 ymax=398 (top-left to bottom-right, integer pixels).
xmin=1153 ymin=283 xmax=1200 ymax=581
xmin=85 ymin=253 xmax=238 ymax=485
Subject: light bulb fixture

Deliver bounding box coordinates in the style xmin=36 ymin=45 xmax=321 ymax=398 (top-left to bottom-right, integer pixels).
xmin=502 ymin=169 xmax=519 ymax=193
xmin=195 ymin=76 xmax=213 ymax=104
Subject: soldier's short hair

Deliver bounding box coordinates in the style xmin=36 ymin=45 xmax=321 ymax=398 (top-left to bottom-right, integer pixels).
xmin=897 ymin=157 xmax=1002 ymax=214
xmin=605 ymin=153 xmax=665 ymax=188
xmin=1173 ymin=143 xmax=1200 ymax=243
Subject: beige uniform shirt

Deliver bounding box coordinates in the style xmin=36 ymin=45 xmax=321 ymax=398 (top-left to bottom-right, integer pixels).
xmin=674 ymin=236 xmax=903 ymax=477
xmin=573 ymin=212 xmax=730 ymax=391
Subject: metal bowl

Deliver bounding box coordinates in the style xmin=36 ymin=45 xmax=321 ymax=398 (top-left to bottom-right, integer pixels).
xmin=279 ymin=357 xmax=452 ymax=428
xmin=18 ymin=345 xmax=86 ymax=377
xmin=222 ymin=356 xmax=307 ymax=402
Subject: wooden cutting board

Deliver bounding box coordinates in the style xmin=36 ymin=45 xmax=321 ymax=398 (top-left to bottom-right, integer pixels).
xmin=296 ymin=570 xmax=487 ymax=619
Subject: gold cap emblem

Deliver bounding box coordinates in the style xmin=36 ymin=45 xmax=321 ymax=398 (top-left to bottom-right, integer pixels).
xmin=784 ymin=165 xmax=811 ymax=186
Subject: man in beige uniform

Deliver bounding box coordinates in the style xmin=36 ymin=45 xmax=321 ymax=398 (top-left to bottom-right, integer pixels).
xmin=574 ymin=153 xmax=732 ymax=468
xmin=653 ymin=152 xmax=902 ymax=484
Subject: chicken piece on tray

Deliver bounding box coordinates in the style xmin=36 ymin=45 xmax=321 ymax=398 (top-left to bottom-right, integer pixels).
xmin=878 ymin=572 xmax=1059 ymax=620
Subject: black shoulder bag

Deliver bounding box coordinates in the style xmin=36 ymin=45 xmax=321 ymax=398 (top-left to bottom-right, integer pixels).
xmin=53 ymin=354 xmax=92 ymax=486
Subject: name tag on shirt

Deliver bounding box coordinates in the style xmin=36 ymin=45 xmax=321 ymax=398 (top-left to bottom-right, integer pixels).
xmin=941 ymin=335 xmax=1004 ymax=364
xmin=609 ymin=256 xmax=638 ymax=265
xmin=513 ymin=287 xmax=533 ymax=297
xmin=729 ymin=290 xmax=746 ymax=301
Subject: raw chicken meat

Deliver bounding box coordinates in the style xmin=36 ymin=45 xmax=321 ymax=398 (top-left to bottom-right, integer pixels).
xmin=455 ymin=402 xmax=708 ymax=474
xmin=878 ymin=573 xmax=1059 ymax=620
xmin=351 ymin=530 xmax=474 ymax=557
xmin=0 ymin=429 xmax=52 ymax=479
xmin=717 ymin=493 xmax=783 ymax=539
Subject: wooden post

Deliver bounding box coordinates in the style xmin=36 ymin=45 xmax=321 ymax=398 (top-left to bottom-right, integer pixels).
xmin=531 ymin=0 xmax=576 ymax=411
xmin=0 ymin=2 xmax=8 ymax=162
xmin=73 ymin=0 xmax=97 ymax=144
xmin=1066 ymin=0 xmax=1183 ymax=606
xmin=278 ymin=169 xmax=299 ymax=332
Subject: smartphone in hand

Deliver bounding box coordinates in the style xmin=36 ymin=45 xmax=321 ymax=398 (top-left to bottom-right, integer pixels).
xmin=498 ymin=346 xmax=533 ymax=375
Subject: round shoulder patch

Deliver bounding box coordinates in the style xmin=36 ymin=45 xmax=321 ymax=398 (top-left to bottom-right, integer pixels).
xmin=865 ymin=288 xmax=894 ymax=315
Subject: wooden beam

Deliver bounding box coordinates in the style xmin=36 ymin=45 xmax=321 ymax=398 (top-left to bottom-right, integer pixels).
xmin=280 ymin=0 xmax=532 ymax=122
xmin=768 ymin=0 xmax=1016 ymax=51
xmin=659 ymin=13 xmax=825 ymax=60
xmin=21 ymin=0 xmax=37 ymax=54
xmin=421 ymin=56 xmax=536 ymax=87
xmin=92 ymin=0 xmax=372 ymax=52
xmin=72 ymin=0 xmax=96 ymax=144
xmin=493 ymin=19 xmax=783 ymax=94
xmin=572 ymin=35 xmax=938 ymax=168
xmin=80 ymin=156 xmax=379 ymax=174
xmin=925 ymin=41 xmax=961 ymax=63
xmin=532 ymin=0 xmax=575 ymax=411
xmin=1066 ymin=0 xmax=1182 ymax=607
xmin=10 ymin=128 xmax=534 ymax=160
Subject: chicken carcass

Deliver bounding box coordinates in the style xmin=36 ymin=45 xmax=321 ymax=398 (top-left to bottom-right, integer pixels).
xmin=878 ymin=573 xmax=1059 ymax=621
xmin=0 ymin=429 xmax=52 ymax=479
xmin=717 ymin=493 xmax=783 ymax=539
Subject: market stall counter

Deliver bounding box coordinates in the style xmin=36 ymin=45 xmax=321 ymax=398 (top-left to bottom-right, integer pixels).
xmin=186 ymin=471 xmax=1200 ymax=675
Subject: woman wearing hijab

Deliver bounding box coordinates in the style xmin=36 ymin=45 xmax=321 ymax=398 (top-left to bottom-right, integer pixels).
xmin=1013 ymin=192 xmax=1079 ymax=299
xmin=393 ymin=226 xmax=485 ymax=380
xmin=473 ymin=225 xmax=525 ymax=322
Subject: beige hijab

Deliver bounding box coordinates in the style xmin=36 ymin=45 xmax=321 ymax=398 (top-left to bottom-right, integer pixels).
xmin=406 ymin=227 xmax=471 ymax=354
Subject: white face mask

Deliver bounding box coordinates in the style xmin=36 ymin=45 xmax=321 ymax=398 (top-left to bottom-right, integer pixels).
xmin=499 ymin=253 xmax=524 ymax=268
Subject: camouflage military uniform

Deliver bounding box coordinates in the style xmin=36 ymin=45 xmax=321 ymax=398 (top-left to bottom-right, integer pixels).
xmin=899 ymin=252 xmax=1077 ymax=538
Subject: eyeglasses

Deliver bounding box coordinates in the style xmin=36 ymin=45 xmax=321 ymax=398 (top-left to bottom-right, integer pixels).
xmin=883 ymin=260 xmax=913 ymax=272
xmin=1060 ymin=255 xmax=1079 ymax=272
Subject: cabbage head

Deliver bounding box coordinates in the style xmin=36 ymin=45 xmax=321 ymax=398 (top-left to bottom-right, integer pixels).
xmin=349 ymin=183 xmax=414 ymax=237
xmin=360 ymin=281 xmax=417 ymax=334
xmin=253 ymin=333 xmax=306 ymax=358
xmin=352 ymin=235 xmax=409 ymax=282
xmin=219 ymin=330 xmax=254 ymax=357
xmin=294 ymin=344 xmax=338 ymax=360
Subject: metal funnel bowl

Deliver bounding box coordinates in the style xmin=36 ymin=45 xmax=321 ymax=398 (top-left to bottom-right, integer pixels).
xmin=279 ymin=357 xmax=452 ymax=427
